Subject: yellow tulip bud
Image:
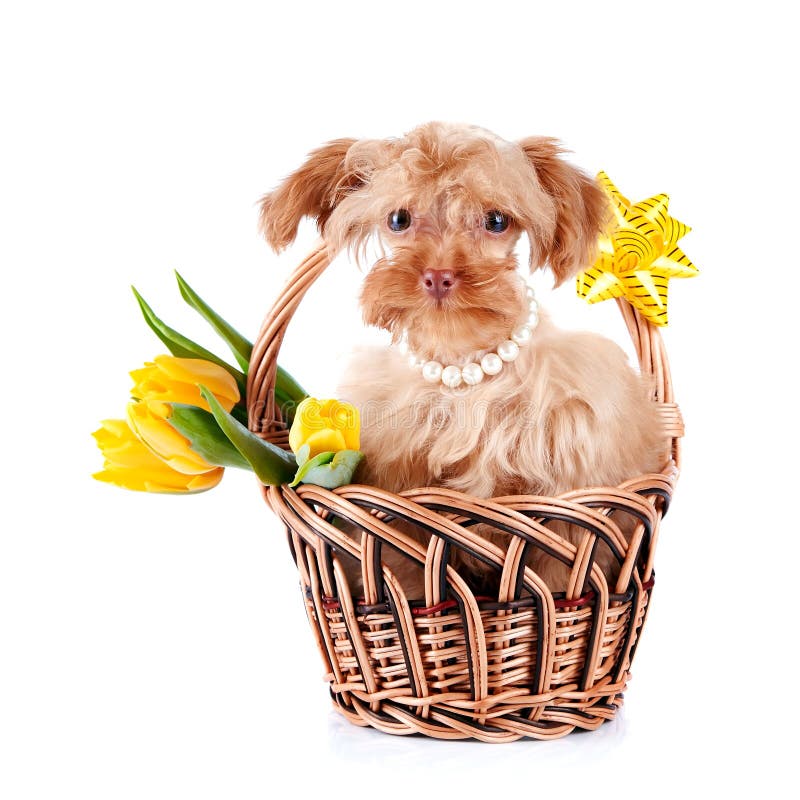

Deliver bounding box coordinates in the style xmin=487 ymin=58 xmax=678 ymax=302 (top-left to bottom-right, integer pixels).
xmin=126 ymin=400 xmax=216 ymax=475
xmin=130 ymin=355 xmax=240 ymax=413
xmin=288 ymin=397 xmax=360 ymax=459
xmin=92 ymin=419 xmax=223 ymax=493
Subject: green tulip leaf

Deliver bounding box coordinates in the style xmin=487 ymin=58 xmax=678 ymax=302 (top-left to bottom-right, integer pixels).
xmin=291 ymin=449 xmax=363 ymax=489
xmin=289 ymin=449 xmax=333 ymax=486
xmin=199 ymin=386 xmax=296 ymax=485
xmin=275 ymin=387 xmax=305 ymax=427
xmin=275 ymin=366 xmax=308 ymax=405
xmin=294 ymin=443 xmax=312 ymax=468
xmin=167 ymin=404 xmax=251 ymax=470
xmin=230 ymin=404 xmax=250 ymax=426
xmin=132 ymin=287 xmax=247 ymax=396
xmin=171 ymin=273 xmax=308 ymax=418
xmin=175 ymin=272 xmax=253 ymax=372
xmin=176 ymin=274 xmax=308 ymax=398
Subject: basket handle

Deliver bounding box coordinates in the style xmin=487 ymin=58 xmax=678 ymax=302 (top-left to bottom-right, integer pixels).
xmin=247 ymin=244 xmax=683 ymax=466
xmin=615 ymin=298 xmax=683 ymax=468
xmin=247 ymin=241 xmax=332 ymax=442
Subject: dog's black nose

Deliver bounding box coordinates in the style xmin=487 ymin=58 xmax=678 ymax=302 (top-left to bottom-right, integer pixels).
xmin=422 ymin=269 xmax=456 ymax=300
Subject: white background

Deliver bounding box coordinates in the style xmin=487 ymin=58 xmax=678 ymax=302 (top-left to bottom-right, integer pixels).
xmin=1 ymin=1 xmax=797 ymax=797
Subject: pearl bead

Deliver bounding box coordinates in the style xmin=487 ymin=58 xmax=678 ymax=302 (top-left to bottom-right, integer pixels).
xmin=408 ymin=288 xmax=541 ymax=386
xmin=480 ymin=352 xmax=503 ymax=375
xmin=497 ymin=339 xmax=520 ymax=362
xmin=441 ymin=365 xmax=462 ymax=388
xmin=422 ymin=360 xmax=443 ymax=383
xmin=511 ymin=325 xmax=532 ymax=345
xmin=462 ymin=362 xmax=484 ymax=385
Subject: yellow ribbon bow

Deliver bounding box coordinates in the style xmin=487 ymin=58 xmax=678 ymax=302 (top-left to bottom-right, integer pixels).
xmin=576 ymin=171 xmax=698 ymax=326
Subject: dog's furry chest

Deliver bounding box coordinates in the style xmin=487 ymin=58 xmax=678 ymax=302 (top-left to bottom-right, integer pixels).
xmin=348 ymin=352 xmax=550 ymax=497
xmin=378 ymin=389 xmax=509 ymax=465
xmin=340 ymin=329 xmax=665 ymax=499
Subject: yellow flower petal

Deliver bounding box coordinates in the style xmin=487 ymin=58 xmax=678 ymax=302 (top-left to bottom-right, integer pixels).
xmin=126 ymin=400 xmax=215 ymax=474
xmin=92 ymin=419 xmax=223 ymax=493
xmin=141 ymin=467 xmax=224 ymax=493
xmin=288 ymin=397 xmax=361 ymax=457
xmin=305 ymin=429 xmax=347 ymax=458
xmin=153 ymin=355 xmax=239 ymax=407
xmin=334 ymin=402 xmax=360 ymax=450
xmin=130 ymin=355 xmax=239 ymax=412
xmin=289 ymin=397 xmax=323 ymax=452
xmin=183 ymin=469 xmax=225 ymax=492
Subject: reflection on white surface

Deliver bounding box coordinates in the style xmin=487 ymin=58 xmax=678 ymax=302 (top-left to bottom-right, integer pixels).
xmin=326 ymin=704 xmax=628 ymax=767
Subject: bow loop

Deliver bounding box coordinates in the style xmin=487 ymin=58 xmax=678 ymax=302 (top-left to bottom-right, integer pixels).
xmin=576 ymin=171 xmax=698 ymax=326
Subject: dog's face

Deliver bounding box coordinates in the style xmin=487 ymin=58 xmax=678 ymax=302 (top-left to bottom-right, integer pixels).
xmin=260 ymin=123 xmax=608 ymax=360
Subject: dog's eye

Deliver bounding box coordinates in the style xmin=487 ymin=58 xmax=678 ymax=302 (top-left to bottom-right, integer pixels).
xmin=484 ymin=210 xmax=510 ymax=233
xmin=387 ymin=209 xmax=412 ymax=232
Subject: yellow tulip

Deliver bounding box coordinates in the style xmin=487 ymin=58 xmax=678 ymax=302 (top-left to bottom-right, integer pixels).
xmin=92 ymin=419 xmax=223 ymax=493
xmin=289 ymin=397 xmax=360 ymax=459
xmin=130 ymin=355 xmax=240 ymax=412
xmin=127 ymin=399 xmax=216 ymax=474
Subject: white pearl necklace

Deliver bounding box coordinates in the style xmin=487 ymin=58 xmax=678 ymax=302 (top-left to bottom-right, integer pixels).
xmin=408 ymin=287 xmax=539 ymax=389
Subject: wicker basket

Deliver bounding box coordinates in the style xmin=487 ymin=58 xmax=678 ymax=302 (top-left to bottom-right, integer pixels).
xmin=246 ymin=243 xmax=684 ymax=743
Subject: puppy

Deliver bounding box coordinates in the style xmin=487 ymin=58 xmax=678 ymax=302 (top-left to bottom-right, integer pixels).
xmin=260 ymin=122 xmax=667 ymax=596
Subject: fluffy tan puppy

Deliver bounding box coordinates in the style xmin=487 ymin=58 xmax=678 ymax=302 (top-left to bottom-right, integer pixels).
xmin=260 ymin=122 xmax=667 ymax=594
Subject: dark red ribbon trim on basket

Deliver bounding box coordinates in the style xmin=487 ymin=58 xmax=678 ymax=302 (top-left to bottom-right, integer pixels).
xmin=553 ymin=591 xmax=595 ymax=609
xmin=409 ymin=596 xmax=495 ymax=616
xmin=315 ymin=577 xmax=654 ymax=617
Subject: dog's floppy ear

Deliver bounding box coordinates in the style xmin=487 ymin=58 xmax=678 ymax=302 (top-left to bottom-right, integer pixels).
xmin=518 ymin=137 xmax=609 ymax=285
xmin=259 ymin=138 xmax=359 ymax=251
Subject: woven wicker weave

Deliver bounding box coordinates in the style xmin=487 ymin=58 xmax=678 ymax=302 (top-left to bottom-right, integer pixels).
xmin=247 ymin=242 xmax=683 ymax=742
